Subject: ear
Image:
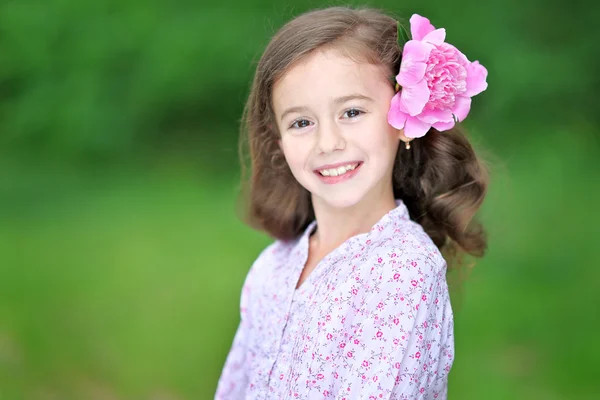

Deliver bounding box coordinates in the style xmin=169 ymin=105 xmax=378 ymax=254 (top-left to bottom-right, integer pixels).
xmin=396 ymin=128 xmax=413 ymax=145
xmin=277 ymin=139 xmax=282 ymax=149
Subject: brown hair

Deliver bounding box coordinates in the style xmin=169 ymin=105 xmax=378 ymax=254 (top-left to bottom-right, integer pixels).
xmin=237 ymin=6 xmax=489 ymax=270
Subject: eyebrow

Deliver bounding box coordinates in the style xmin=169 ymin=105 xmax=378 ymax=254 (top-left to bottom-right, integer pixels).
xmin=279 ymin=93 xmax=374 ymax=122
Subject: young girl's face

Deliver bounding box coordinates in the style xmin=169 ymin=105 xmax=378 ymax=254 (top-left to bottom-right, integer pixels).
xmin=272 ymin=48 xmax=403 ymax=210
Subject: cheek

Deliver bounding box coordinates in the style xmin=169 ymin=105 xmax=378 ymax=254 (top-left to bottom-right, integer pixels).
xmin=280 ymin=137 xmax=310 ymax=169
xmin=364 ymin=122 xmax=398 ymax=158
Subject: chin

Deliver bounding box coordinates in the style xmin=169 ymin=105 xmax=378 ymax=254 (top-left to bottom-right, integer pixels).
xmin=311 ymin=189 xmax=367 ymax=210
xmin=295 ymin=170 xmax=380 ymax=211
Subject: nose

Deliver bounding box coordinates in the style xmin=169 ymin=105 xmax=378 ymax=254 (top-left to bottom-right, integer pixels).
xmin=315 ymin=121 xmax=346 ymax=154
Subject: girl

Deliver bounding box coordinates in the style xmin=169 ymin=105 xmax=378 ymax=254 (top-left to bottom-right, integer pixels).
xmin=216 ymin=5 xmax=488 ymax=400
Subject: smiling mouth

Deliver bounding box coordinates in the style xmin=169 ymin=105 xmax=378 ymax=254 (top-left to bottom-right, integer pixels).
xmin=316 ymin=162 xmax=362 ymax=177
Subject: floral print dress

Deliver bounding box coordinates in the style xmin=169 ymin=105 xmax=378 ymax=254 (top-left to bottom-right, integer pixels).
xmin=216 ymin=199 xmax=454 ymax=399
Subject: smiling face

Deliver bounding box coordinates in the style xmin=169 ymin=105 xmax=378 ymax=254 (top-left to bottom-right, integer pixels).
xmin=272 ymin=48 xmax=403 ymax=210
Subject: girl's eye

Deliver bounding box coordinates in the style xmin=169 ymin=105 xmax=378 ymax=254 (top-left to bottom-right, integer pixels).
xmin=344 ymin=108 xmax=363 ymax=118
xmin=290 ymin=119 xmax=312 ymax=129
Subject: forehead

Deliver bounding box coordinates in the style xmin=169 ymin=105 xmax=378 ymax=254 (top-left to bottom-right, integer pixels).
xmin=272 ymin=49 xmax=389 ymax=112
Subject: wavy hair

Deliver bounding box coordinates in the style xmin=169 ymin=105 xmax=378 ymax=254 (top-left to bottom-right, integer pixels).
xmin=237 ymin=6 xmax=489 ymax=270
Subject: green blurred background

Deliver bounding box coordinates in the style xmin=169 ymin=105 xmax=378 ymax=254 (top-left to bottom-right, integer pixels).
xmin=0 ymin=0 xmax=598 ymax=399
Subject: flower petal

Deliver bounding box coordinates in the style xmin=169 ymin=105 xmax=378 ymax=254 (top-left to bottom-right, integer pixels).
xmin=432 ymin=120 xmax=455 ymax=131
xmin=404 ymin=116 xmax=432 ymax=138
xmin=422 ymin=28 xmax=446 ymax=46
xmin=410 ymin=14 xmax=436 ymax=41
xmin=451 ymin=96 xmax=472 ymax=122
xmin=397 ymin=61 xmax=427 ymax=87
xmin=387 ymin=92 xmax=408 ymax=130
xmin=400 ymin=40 xmax=432 ymax=63
xmin=464 ymin=61 xmax=488 ymax=97
xmin=396 ymin=41 xmax=431 ymax=87
xmin=418 ymin=107 xmax=454 ymax=124
xmin=400 ymin=79 xmax=430 ymax=116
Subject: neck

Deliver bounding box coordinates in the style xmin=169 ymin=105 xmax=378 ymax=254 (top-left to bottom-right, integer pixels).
xmin=310 ymin=187 xmax=397 ymax=252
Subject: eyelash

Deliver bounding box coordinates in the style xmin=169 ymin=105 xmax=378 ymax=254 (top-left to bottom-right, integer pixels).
xmin=289 ymin=108 xmax=365 ymax=130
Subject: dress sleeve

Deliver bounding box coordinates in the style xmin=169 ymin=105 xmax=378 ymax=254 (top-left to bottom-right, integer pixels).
xmin=214 ymin=256 xmax=258 ymax=399
xmin=327 ymin=250 xmax=454 ymax=399
xmin=214 ymin=320 xmax=248 ymax=399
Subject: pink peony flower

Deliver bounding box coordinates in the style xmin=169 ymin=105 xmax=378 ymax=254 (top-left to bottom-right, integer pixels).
xmin=388 ymin=14 xmax=488 ymax=138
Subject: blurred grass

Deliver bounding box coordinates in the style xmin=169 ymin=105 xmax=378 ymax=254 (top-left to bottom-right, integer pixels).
xmin=1 ymin=126 xmax=599 ymax=399
xmin=0 ymin=158 xmax=272 ymax=399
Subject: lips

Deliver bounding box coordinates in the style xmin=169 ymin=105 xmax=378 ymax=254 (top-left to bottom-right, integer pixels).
xmin=314 ymin=162 xmax=363 ymax=184
xmin=315 ymin=162 xmax=360 ymax=177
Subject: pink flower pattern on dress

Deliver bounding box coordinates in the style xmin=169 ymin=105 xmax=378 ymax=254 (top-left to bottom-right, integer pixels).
xmin=215 ymin=200 xmax=454 ymax=399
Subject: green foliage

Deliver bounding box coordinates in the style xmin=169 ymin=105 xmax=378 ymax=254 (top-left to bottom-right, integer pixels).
xmin=396 ymin=20 xmax=410 ymax=48
xmin=0 ymin=0 xmax=597 ymax=165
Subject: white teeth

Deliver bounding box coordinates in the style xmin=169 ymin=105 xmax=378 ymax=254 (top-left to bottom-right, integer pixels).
xmin=318 ymin=163 xmax=359 ymax=177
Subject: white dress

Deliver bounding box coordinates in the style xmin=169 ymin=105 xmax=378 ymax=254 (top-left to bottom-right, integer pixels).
xmin=216 ymin=199 xmax=454 ymax=399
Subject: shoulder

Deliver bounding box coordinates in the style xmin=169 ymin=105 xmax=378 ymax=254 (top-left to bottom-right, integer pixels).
xmin=340 ymin=218 xmax=448 ymax=304
xmin=244 ymin=237 xmax=299 ymax=284
xmin=236 ymin=238 xmax=298 ymax=314
xmin=368 ymin=218 xmax=446 ymax=276
xmin=252 ymin=237 xmax=297 ymax=269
